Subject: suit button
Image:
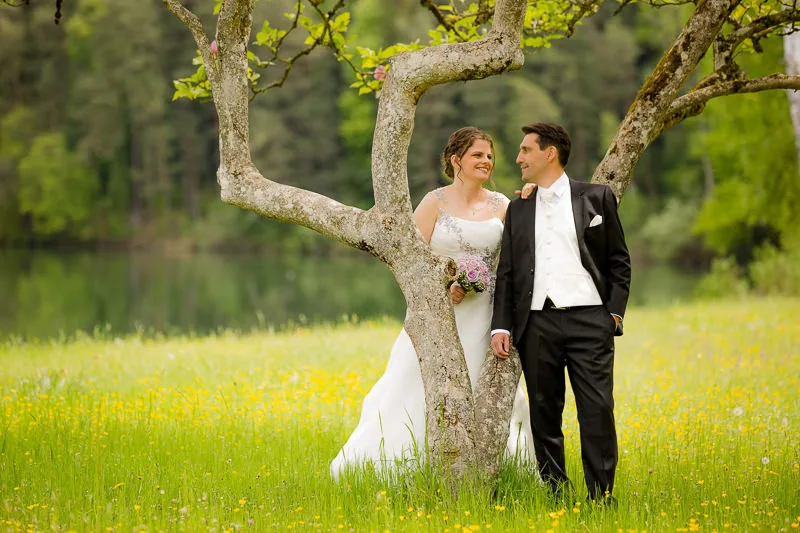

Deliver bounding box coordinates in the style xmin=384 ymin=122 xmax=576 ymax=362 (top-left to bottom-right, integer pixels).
xmin=528 ymin=290 xmax=532 ymax=296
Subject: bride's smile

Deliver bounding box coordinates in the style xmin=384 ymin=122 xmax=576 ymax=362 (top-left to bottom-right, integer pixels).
xmin=452 ymin=139 xmax=494 ymax=183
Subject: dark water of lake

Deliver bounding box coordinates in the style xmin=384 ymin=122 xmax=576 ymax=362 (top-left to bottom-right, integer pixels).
xmin=0 ymin=249 xmax=700 ymax=340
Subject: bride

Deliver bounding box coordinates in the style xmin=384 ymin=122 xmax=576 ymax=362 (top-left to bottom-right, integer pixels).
xmin=331 ymin=127 xmax=534 ymax=479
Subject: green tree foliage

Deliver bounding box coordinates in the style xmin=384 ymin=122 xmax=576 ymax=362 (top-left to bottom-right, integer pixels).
xmin=693 ymin=38 xmax=800 ymax=254
xmin=17 ymin=132 xmax=98 ymax=236
xmin=749 ymin=236 xmax=800 ymax=296
xmin=0 ymin=106 xmax=36 ymax=242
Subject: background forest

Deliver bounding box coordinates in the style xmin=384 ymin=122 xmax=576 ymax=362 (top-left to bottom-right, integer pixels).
xmin=1 ymin=0 xmax=798 ymax=338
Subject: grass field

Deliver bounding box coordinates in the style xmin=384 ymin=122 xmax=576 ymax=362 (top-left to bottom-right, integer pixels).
xmin=1 ymin=298 xmax=798 ymax=532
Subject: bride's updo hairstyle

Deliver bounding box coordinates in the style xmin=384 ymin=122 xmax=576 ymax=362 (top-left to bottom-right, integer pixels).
xmin=441 ymin=126 xmax=495 ymax=183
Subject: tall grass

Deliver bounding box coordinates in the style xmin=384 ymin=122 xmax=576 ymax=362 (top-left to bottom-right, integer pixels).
xmin=1 ymin=299 xmax=798 ymax=532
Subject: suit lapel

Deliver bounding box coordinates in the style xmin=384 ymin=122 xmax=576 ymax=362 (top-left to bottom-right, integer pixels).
xmin=527 ymin=190 xmax=537 ymax=269
xmin=571 ymin=179 xmax=585 ymax=243
xmin=570 ymin=179 xmax=604 ymax=290
xmin=571 ymin=179 xmax=593 ymax=273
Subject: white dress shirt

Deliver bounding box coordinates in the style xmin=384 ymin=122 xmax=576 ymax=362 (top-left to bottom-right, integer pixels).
xmin=531 ymin=173 xmax=602 ymax=310
xmin=491 ymin=174 xmax=604 ymax=338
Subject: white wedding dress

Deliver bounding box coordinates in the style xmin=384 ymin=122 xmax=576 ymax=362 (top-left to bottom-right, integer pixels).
xmin=331 ymin=207 xmax=534 ymax=479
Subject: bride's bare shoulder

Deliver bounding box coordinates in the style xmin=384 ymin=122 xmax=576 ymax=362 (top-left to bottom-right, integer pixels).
xmin=491 ymin=190 xmax=510 ymax=204
xmin=488 ymin=191 xmax=510 ymax=222
xmin=431 ymin=186 xmax=451 ymax=203
xmin=417 ymin=186 xmax=448 ymax=212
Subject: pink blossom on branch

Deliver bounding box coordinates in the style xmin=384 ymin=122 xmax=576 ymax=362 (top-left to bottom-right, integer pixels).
xmin=211 ymin=40 xmax=218 ymax=56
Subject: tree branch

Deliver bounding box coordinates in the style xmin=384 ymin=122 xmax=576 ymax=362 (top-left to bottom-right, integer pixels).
xmin=592 ymin=0 xmax=740 ymax=197
xmin=162 ymin=0 xmax=221 ymax=97
xmin=731 ymin=9 xmax=800 ymax=43
xmin=660 ymin=74 xmax=800 ymax=132
xmin=420 ymin=0 xmax=470 ymax=41
xmin=253 ymin=0 xmax=350 ymax=94
xmin=1 ymin=0 xmax=63 ymax=23
xmin=714 ymin=8 xmax=800 ymax=71
xmin=528 ymin=0 xmax=604 ymax=39
xmin=251 ymin=1 xmax=306 ymax=96
xmin=217 ymin=163 xmax=375 ymax=254
xmin=475 ymin=0 xmax=494 ymax=26
xmin=165 ymin=0 xmax=374 ymax=252
xmin=614 ymin=0 xmax=695 ymax=16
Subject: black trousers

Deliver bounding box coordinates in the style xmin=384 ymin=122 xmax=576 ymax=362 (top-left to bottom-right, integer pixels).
xmin=518 ymin=304 xmax=618 ymax=500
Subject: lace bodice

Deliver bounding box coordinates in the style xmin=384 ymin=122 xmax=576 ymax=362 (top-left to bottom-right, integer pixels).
xmin=430 ymin=209 xmax=504 ymax=296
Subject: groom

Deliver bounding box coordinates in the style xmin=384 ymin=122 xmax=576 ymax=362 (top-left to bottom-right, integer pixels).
xmin=490 ymin=123 xmax=631 ymax=503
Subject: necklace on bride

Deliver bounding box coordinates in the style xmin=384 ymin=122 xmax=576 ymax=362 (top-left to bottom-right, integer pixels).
xmin=470 ymin=201 xmax=487 ymax=217
xmin=452 ymin=181 xmax=490 ymax=217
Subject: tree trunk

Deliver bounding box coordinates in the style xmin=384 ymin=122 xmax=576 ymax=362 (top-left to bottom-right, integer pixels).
xmin=784 ymin=32 xmax=800 ymax=170
xmin=473 ymin=342 xmax=523 ymax=478
xmin=393 ymin=250 xmax=478 ymax=475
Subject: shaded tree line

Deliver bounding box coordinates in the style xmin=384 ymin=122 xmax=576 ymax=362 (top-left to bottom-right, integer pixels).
xmin=0 ymin=0 xmax=796 ymax=269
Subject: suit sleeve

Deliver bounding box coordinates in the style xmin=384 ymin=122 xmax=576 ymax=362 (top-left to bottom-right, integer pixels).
xmin=603 ymin=186 xmax=631 ymax=320
xmin=491 ymin=202 xmax=515 ymax=333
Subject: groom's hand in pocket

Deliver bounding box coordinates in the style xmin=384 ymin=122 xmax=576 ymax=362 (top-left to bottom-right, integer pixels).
xmin=491 ymin=332 xmax=510 ymax=359
xmin=450 ymin=283 xmax=466 ymax=305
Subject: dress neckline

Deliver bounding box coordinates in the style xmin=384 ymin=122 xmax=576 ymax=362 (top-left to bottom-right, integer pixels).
xmin=437 ymin=209 xmax=502 ymax=224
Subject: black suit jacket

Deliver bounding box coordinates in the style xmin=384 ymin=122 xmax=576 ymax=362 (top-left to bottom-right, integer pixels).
xmin=491 ymin=179 xmax=631 ymax=344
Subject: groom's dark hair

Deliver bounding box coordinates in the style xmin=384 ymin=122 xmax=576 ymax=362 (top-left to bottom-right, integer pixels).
xmin=521 ymin=123 xmax=571 ymax=168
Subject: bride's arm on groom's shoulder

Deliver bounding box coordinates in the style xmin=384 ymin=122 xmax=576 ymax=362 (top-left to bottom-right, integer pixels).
xmin=512 ymin=183 xmax=536 ymax=200
xmin=413 ymin=192 xmax=440 ymax=245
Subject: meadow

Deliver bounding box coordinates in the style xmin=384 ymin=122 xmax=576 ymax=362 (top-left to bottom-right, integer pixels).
xmin=1 ymin=298 xmax=798 ymax=532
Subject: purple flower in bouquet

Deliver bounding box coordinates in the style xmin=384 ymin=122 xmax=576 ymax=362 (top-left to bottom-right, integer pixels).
xmin=455 ymin=254 xmax=489 ymax=293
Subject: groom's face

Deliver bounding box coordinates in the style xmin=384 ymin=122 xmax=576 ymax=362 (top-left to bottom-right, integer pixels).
xmin=516 ymin=133 xmax=550 ymax=183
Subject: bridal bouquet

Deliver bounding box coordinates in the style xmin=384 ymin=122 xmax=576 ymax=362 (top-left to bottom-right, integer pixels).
xmin=455 ymin=255 xmax=490 ymax=293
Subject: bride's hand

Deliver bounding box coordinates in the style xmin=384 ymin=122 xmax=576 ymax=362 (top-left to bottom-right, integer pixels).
xmin=515 ymin=182 xmax=537 ymax=199
xmin=450 ymin=283 xmax=466 ymax=305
